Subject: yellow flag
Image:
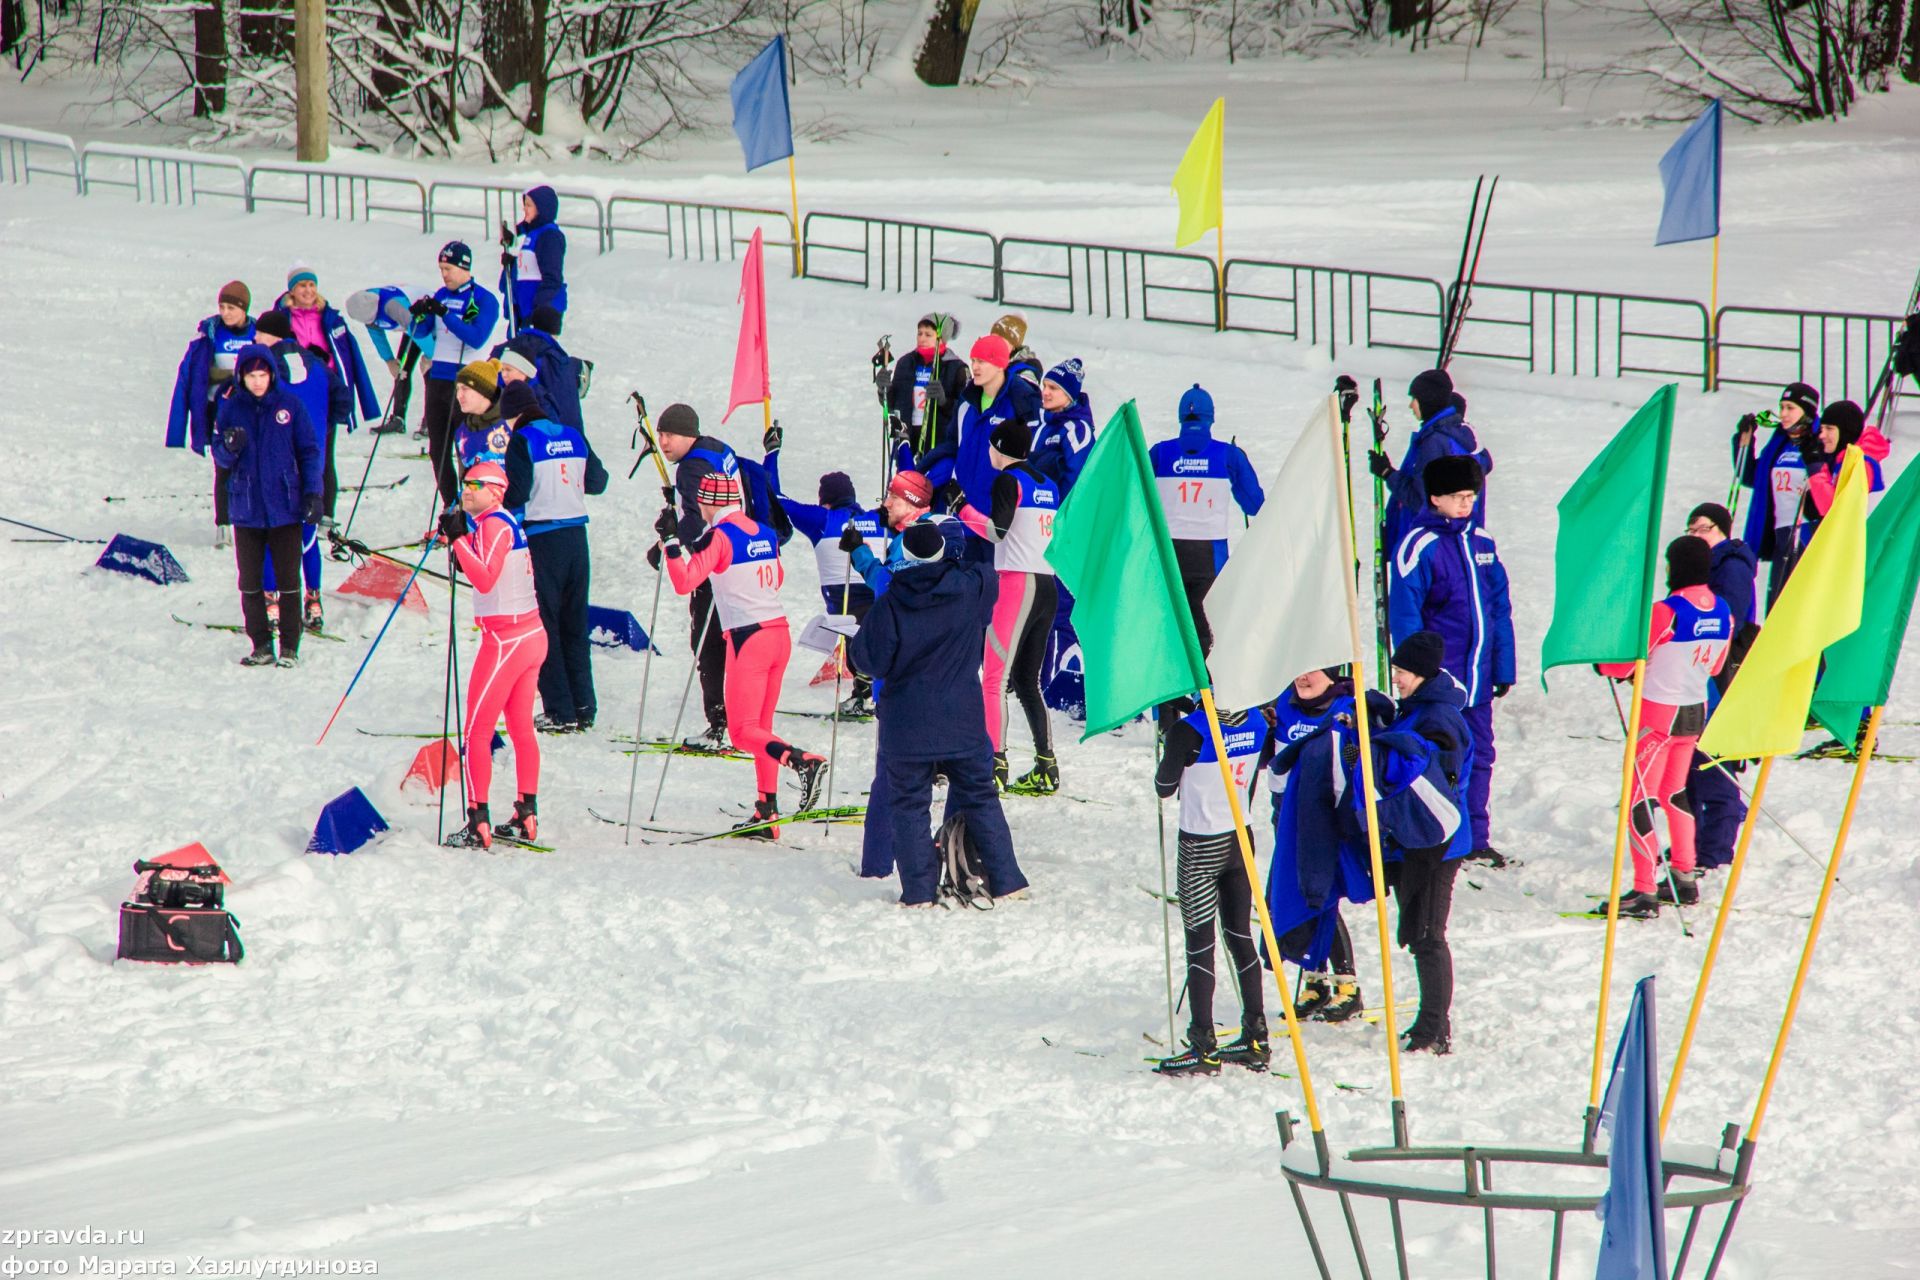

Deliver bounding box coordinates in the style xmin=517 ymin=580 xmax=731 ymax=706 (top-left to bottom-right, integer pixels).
xmin=1171 ymin=97 xmax=1225 ymax=248
xmin=1699 ymin=448 xmax=1870 ymax=760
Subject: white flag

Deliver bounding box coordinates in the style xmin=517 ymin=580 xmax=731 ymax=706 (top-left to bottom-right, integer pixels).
xmin=1205 ymin=397 xmax=1357 ymax=710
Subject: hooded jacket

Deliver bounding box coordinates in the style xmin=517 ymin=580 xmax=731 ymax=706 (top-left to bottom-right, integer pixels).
xmin=1388 ymin=507 xmax=1516 ymax=706
xmin=210 ymin=345 xmax=323 ymax=528
xmin=1371 ymin=669 xmax=1474 ymax=861
xmin=266 ymin=292 xmax=383 ymax=425
xmin=166 ymin=314 xmax=256 ymax=454
xmin=502 ymin=185 xmax=568 ymax=321
xmin=889 ymin=345 xmax=970 ymax=460
xmin=1383 ymin=404 xmax=1492 ymax=550
xmin=489 ymin=329 xmax=584 ymax=430
xmin=1148 ymin=399 xmax=1264 ymax=574
xmin=269 ymin=339 xmax=353 ymax=442
xmin=921 ymin=372 xmax=1045 ymax=513
xmin=1032 ymin=394 xmax=1097 ymax=493
xmin=1738 ymin=425 xmax=1810 ymax=560
xmin=1708 ymin=536 xmax=1759 ymax=628
xmin=848 ymin=556 xmax=999 ymax=762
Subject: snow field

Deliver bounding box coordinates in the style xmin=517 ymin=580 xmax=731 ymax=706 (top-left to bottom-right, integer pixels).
xmin=2 ymin=172 xmax=1919 ymax=1276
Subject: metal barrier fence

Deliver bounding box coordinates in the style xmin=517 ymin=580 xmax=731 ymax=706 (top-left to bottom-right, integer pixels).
xmin=0 ymin=125 xmax=81 ymax=192
xmin=425 ymin=180 xmax=607 ymax=254
xmin=1716 ymin=306 xmax=1904 ymax=403
xmin=801 ymin=213 xmax=998 ymax=300
xmin=1448 ymin=283 xmax=1712 ymax=388
xmin=609 ymin=196 xmax=794 ymax=265
xmin=1223 ymin=260 xmax=1445 ymax=360
xmin=999 ymin=238 xmax=1220 ymax=328
xmin=3 ymin=122 xmax=1909 ymax=401
xmin=247 ymin=163 xmax=428 ymax=229
xmin=79 ymin=142 xmax=248 ymax=208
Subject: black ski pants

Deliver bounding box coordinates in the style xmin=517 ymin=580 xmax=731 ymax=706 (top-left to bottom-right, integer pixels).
xmin=1172 ymin=538 xmax=1220 ymax=655
xmin=691 ymin=581 xmax=728 ymax=731
xmin=321 ymin=421 xmax=339 ymax=519
xmin=422 ymin=375 xmax=460 ymax=506
xmin=1387 ymin=845 xmax=1461 ymax=1042
xmin=1177 ymin=829 xmax=1264 ymax=1041
xmin=531 ymin=525 xmax=595 ymax=726
xmin=234 ymin=524 xmax=303 ymax=656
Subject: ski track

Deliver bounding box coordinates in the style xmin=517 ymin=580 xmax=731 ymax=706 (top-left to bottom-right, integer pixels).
xmin=4 ymin=153 xmax=1920 ymax=1274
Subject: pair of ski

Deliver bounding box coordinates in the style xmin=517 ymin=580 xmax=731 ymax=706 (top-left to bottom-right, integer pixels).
xmin=172 ymin=613 xmax=347 ymax=644
xmin=588 ymin=804 xmax=865 ymax=844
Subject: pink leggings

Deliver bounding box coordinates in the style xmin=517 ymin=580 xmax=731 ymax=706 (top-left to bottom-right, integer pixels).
xmin=727 ymin=622 xmax=795 ymax=794
xmin=982 ymin=570 xmax=1056 ymax=753
xmin=464 ymin=618 xmax=548 ymax=805
xmin=1629 ymin=701 xmax=1700 ymax=893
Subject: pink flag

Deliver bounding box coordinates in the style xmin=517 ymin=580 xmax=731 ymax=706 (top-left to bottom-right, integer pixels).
xmin=723 ymin=228 xmax=770 ymax=422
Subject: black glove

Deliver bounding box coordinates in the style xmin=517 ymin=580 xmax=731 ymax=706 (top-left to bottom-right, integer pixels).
xmin=1800 ymin=440 xmax=1829 ymax=470
xmin=1367 ymin=449 xmax=1393 ymax=479
xmin=1736 ymin=412 xmax=1758 ymax=441
xmin=301 ymin=493 xmax=324 ymax=525
xmin=498 ymin=220 xmax=515 ymax=249
xmin=888 ymin=412 xmax=910 ymax=446
xmin=653 ymin=506 xmax=680 ymax=543
xmin=409 ymin=296 xmax=447 ymax=319
xmin=935 ymin=478 xmax=966 ymax=510
xmin=1341 ymin=739 xmax=1361 ymax=768
xmin=437 ymin=508 xmax=468 ymax=540
xmin=838 ymin=523 xmax=866 ymax=553
xmin=1493 ymin=683 xmax=1512 ymax=699
xmin=645 ymin=543 xmax=662 ymax=571
xmin=763 ymin=423 xmax=783 ymax=453
xmin=221 ymin=425 xmax=247 ymax=455
xmin=500 ymin=250 xmax=516 ymax=271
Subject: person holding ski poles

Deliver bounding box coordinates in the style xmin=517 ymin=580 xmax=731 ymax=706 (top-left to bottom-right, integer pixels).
xmin=1149 ymin=384 xmax=1263 ymax=657
xmin=408 ymin=242 xmax=501 ymax=504
xmin=499 ymin=186 xmax=568 ymax=333
xmin=1368 ymin=368 xmax=1493 ymax=551
xmin=886 ymin=312 xmax=968 ymax=467
xmin=1152 ymin=702 xmax=1275 ymax=1077
xmin=1596 ymin=536 xmax=1733 ymax=915
xmin=440 ymin=462 xmax=546 ymax=851
xmin=1734 ymin=381 xmax=1820 ymax=611
xmin=656 ymin=472 xmax=827 ymax=839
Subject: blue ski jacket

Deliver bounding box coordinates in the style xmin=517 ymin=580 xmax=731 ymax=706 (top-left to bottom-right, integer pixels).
xmin=210 ymin=346 xmax=323 ymax=529
xmin=166 ymin=315 xmax=256 ymax=454
xmin=922 ymin=374 xmax=1045 ymax=513
xmin=265 ymin=294 xmax=383 ymax=425
xmin=502 ymin=186 xmax=568 ymax=321
xmin=1383 ymin=405 xmax=1492 ymax=550
xmin=270 ymin=340 xmax=353 ymax=439
xmin=1371 ymin=670 xmax=1475 ymax=861
xmin=1388 ymin=507 xmax=1515 ymax=707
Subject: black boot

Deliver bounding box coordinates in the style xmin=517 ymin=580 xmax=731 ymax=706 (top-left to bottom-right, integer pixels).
xmin=240 ymin=589 xmax=274 ymax=662
xmin=1293 ymin=975 xmax=1333 ymax=1021
xmin=275 ymin=589 xmax=302 ymax=665
xmin=1615 ymin=890 xmax=1663 ymax=918
xmin=731 ymin=793 xmax=781 ymax=842
xmin=497 ymin=795 xmax=538 ymax=843
xmin=1657 ymin=870 xmax=1700 ymax=906
xmin=1318 ymin=978 xmax=1365 ymax=1024
xmin=788 ymin=751 xmax=828 ymax=811
xmin=1217 ymin=1016 xmax=1270 ymax=1071
xmin=445 ymin=803 xmax=493 ymax=849
xmin=1401 ymin=1027 xmax=1452 ymax=1056
xmin=1154 ymin=1025 xmax=1221 ymax=1077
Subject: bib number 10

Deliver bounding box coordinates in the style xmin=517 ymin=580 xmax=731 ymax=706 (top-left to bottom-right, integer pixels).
xmin=755 ymin=564 xmax=780 ymax=589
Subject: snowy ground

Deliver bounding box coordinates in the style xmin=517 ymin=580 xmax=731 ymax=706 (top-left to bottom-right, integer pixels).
xmin=4 ymin=91 xmax=1920 ymax=1275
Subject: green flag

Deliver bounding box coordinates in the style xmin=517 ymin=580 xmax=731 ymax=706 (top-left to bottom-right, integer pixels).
xmin=1810 ymin=456 xmax=1920 ymax=740
xmin=1046 ymin=399 xmax=1208 ymax=738
xmin=1540 ymin=384 xmax=1676 ymax=686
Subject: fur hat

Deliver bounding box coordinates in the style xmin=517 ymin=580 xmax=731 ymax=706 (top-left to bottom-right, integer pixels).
xmin=1423 ymin=453 xmax=1484 ymax=498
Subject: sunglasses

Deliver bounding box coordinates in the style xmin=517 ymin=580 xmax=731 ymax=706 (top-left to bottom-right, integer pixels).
xmin=461 ymin=479 xmax=491 ymax=491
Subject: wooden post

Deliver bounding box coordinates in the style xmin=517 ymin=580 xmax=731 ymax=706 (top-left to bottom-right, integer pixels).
xmin=294 ymin=0 xmax=329 ymax=162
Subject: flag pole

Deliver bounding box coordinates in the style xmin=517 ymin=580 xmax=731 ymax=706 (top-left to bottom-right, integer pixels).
xmin=1660 ymin=755 xmax=1773 ymax=1137
xmin=787 ymin=155 xmax=803 ymax=278
xmin=1214 ymin=223 xmax=1226 ymax=331
xmin=1197 ymin=688 xmax=1328 ymax=1157
xmin=1747 ymin=706 xmax=1882 ymax=1143
xmin=1708 ymin=235 xmax=1721 ymax=389
xmin=1324 ymin=396 xmax=1408 ymax=1144
xmin=1585 ymin=659 xmax=1647 ymax=1149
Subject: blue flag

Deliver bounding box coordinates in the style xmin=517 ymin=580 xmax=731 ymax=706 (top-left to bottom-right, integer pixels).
xmin=730 ymin=36 xmax=793 ymax=172
xmin=1655 ymin=100 xmax=1721 ymax=246
xmin=1594 ymin=976 xmax=1668 ymax=1280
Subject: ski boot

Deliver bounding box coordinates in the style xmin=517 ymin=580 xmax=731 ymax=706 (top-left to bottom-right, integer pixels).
xmin=240 ymin=645 xmax=277 ymax=667
xmin=370 ymin=412 xmax=407 ymax=435
xmin=534 ymin=713 xmax=579 ymax=735
xmin=445 ymin=803 xmax=493 ymax=850
xmin=1318 ymin=979 xmax=1364 ymax=1024
xmin=275 ymin=650 xmax=300 ymax=668
xmin=497 ymin=795 xmax=538 ymax=844
xmin=1658 ymin=869 xmax=1701 ymax=906
xmin=1466 ymin=846 xmax=1517 ymax=869
xmin=836 ymin=691 xmax=874 ymax=719
xmin=1614 ymin=890 xmax=1662 ymax=919
xmin=683 ymin=723 xmax=731 ymax=754
xmin=1154 ymin=1027 xmax=1221 ymax=1077
xmin=992 ymin=751 xmax=1009 ymax=793
xmin=304 ymin=589 xmax=325 ymax=635
xmin=732 ymin=793 xmax=780 ymax=842
xmin=790 ymin=752 xmax=828 ymax=812
xmin=1008 ymin=755 xmax=1059 ymax=796
xmin=1217 ymin=1017 xmax=1271 ymax=1072
xmin=1401 ymin=1027 xmax=1452 ymax=1057
xmin=1294 ymin=975 xmax=1333 ymax=1021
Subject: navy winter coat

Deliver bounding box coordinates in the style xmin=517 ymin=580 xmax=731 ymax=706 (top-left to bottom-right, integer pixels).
xmin=1709 ymin=536 xmax=1759 ymax=627
xmin=502 ymin=185 xmax=567 ymax=320
xmin=889 ymin=347 xmax=971 ymax=459
xmin=210 ymin=346 xmax=323 ymax=529
xmin=489 ymin=330 xmax=584 ymax=430
xmin=1383 ymin=405 xmax=1493 ymax=549
xmin=265 ymin=295 xmax=383 ymax=425
xmin=1388 ymin=507 xmax=1515 ymax=706
xmin=1373 ymin=670 xmax=1475 ymax=861
xmin=848 ymin=557 xmax=998 ymax=763
xmin=166 ymin=315 xmax=255 ymax=454
xmin=271 ymin=340 xmax=352 ymax=437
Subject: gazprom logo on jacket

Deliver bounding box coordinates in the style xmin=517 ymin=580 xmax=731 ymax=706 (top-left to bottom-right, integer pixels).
xmin=1224 ymin=728 xmax=1258 ymax=753
xmin=1695 ymin=617 xmax=1725 ymax=636
xmin=546 ymin=438 xmax=576 ymax=455
xmin=1035 ymin=490 xmax=1056 ymax=506
xmin=746 ymin=539 xmax=773 ymax=557
xmin=1172 ymin=457 xmax=1211 ymax=475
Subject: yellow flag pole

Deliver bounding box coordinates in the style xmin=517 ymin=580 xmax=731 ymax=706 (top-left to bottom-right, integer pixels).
xmin=787 ymin=155 xmax=803 ymax=278
xmin=1708 ymin=235 xmax=1721 ymax=389
xmin=1747 ymin=706 xmax=1882 ymax=1143
xmin=1660 ymin=754 xmax=1774 ymax=1138
xmin=1585 ymin=659 xmax=1647 ymax=1147
xmin=1325 ymin=396 xmax=1408 ymax=1141
xmin=1214 ymin=222 xmax=1226 ymax=332
xmin=1198 ymin=688 xmax=1328 ymax=1152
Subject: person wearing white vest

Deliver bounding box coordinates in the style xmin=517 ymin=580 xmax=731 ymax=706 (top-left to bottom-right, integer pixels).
xmin=1147 ymin=384 xmax=1264 ymax=655
xmin=500 ymin=383 xmax=608 ymax=734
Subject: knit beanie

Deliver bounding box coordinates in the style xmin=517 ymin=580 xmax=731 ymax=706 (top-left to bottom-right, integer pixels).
xmin=656 ymin=403 xmax=700 ymax=438
xmin=438 ymin=241 xmax=473 ymax=271
xmin=252 ymin=310 xmax=293 ymax=340
xmin=218 ymin=280 xmax=251 ymax=312
xmin=455 ymin=360 xmax=501 ymax=402
xmin=1820 ymin=399 xmax=1866 ymax=446
xmin=1043 ymin=358 xmax=1085 ymax=402
xmin=901 ymin=521 xmax=947 ymax=563
xmin=918 ymin=312 xmax=959 ymax=343
xmin=1422 ymin=453 xmax=1484 ymax=497
xmin=818 ymin=471 xmax=857 ymax=508
xmin=498 ymin=382 xmax=542 ymax=423
xmin=529 ymin=305 xmax=564 ymax=336
xmin=696 ymin=472 xmax=742 ymax=507
xmin=1391 ymin=631 xmax=1445 ymax=680
xmin=286 ymin=263 xmax=318 ymax=290
xmin=1409 ymin=369 xmax=1454 ymax=421
xmin=497 ymin=348 xmax=538 ymax=380
xmin=969 ymin=335 xmax=1011 ymax=370
xmin=1781 ymin=382 xmax=1821 ymax=420
xmin=990 ymin=313 xmax=1028 ymax=350
xmin=989 ymin=421 xmax=1032 ymax=460
xmin=1667 ymin=535 xmax=1713 ymax=590
xmin=1688 ymin=502 xmax=1733 ymax=538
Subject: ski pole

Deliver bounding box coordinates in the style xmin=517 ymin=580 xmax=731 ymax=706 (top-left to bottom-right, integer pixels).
xmin=826 ymin=577 xmax=853 ymax=810
xmin=621 ymin=566 xmax=668 ymax=845
xmin=0 ymin=514 xmax=97 ymax=542
xmin=338 ymin=337 xmax=417 ymax=549
xmin=315 ymin=536 xmax=438 ymax=745
xmin=1726 ymin=431 xmax=1753 ymax=523
xmin=1606 ymin=680 xmax=1695 ymax=939
xmin=647 ymin=596 xmax=719 ymax=822
xmin=449 ymin=542 xmax=468 ymax=822
xmin=437 ymin=545 xmax=458 ymax=846
xmin=1154 ymin=728 xmax=1177 ymax=1051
